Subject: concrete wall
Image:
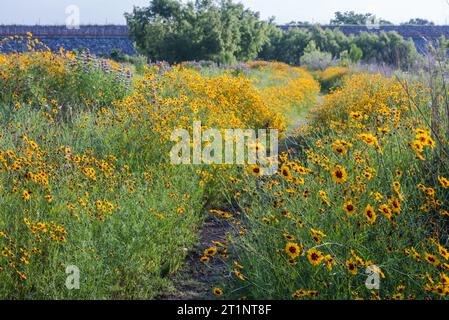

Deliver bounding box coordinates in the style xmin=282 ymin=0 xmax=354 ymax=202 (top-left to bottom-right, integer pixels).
xmin=0 ymin=25 xmax=135 ymax=55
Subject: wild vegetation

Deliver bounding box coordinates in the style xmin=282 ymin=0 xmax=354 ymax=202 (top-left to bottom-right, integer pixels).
xmin=2 ymin=1 xmax=449 ymax=301
xmin=0 ymin=34 xmax=321 ymax=298
xmin=126 ymin=0 xmax=422 ymax=69
xmin=216 ymin=73 xmax=449 ymax=299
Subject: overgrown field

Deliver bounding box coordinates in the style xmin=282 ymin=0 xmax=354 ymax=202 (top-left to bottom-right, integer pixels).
xmin=1 ymin=35 xmax=449 ymax=300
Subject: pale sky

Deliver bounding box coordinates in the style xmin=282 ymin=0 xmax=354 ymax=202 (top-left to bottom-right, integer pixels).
xmin=0 ymin=0 xmax=448 ymax=25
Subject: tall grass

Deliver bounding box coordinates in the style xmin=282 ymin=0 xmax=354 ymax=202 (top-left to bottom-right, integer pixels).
xmin=215 ymin=69 xmax=449 ymax=300
xmin=0 ymin=36 xmax=321 ymax=299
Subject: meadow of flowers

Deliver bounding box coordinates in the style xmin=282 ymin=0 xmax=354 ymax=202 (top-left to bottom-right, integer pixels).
xmin=0 ymin=35 xmax=320 ymax=299
xmin=212 ymin=73 xmax=449 ymax=300
xmin=1 ymin=34 xmax=448 ymax=300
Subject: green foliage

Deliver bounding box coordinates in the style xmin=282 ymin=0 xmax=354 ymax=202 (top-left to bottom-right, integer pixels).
xmin=260 ymin=26 xmax=419 ymax=70
xmin=330 ymin=11 xmax=392 ymax=26
xmin=126 ymin=2 xmax=421 ymax=69
xmin=339 ymin=44 xmax=362 ymax=67
xmin=330 ymin=11 xmax=374 ymax=25
xmin=125 ymin=0 xmax=270 ymax=64
xmin=0 ymin=53 xmax=130 ymax=117
xmin=0 ymin=100 xmax=209 ymax=298
xmin=300 ymin=41 xmax=333 ymax=70
xmin=402 ymin=18 xmax=435 ymax=26
xmin=259 ymin=27 xmax=311 ymax=66
xmin=354 ymin=31 xmax=419 ymax=69
xmin=349 ymin=43 xmax=363 ymax=62
xmin=219 ymin=72 xmax=449 ymax=300
xmin=0 ymin=47 xmax=207 ymax=298
xmin=316 ymin=66 xmax=351 ymax=92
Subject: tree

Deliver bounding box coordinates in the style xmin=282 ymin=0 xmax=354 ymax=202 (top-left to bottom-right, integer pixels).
xmin=286 ymin=21 xmax=312 ymax=27
xmin=354 ymin=30 xmax=418 ymax=69
xmin=349 ymin=43 xmax=363 ymax=62
xmin=378 ymin=19 xmax=393 ymax=26
xmin=126 ymin=2 xmax=421 ymax=69
xmin=402 ymin=18 xmax=435 ymax=26
xmin=259 ymin=25 xmax=418 ymax=69
xmin=331 ymin=11 xmax=392 ymax=26
xmin=331 ymin=11 xmax=373 ymax=25
xmin=259 ymin=26 xmax=311 ymax=65
xmin=125 ymin=0 xmax=270 ymax=64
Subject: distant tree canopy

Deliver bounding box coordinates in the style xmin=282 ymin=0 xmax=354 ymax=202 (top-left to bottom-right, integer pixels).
xmin=331 ymin=11 xmax=372 ymax=25
xmin=125 ymin=0 xmax=270 ymax=64
xmin=402 ymin=18 xmax=435 ymax=26
xmin=126 ymin=1 xmax=421 ymax=69
xmin=330 ymin=11 xmax=392 ymax=26
xmin=259 ymin=25 xmax=418 ymax=69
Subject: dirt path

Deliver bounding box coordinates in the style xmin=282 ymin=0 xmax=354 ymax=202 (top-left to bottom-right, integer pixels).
xmin=163 ymin=103 xmax=318 ymax=300
xmin=161 ymin=216 xmax=231 ymax=300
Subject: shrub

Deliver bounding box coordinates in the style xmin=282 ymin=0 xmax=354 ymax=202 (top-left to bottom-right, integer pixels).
xmin=259 ymin=25 xmax=419 ymax=70
xmin=300 ymin=41 xmax=334 ymax=70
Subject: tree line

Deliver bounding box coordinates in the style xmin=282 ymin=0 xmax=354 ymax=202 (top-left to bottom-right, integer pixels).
xmin=125 ymin=0 xmax=433 ymax=68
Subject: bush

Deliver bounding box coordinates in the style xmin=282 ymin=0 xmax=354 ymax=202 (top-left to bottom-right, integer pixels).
xmin=354 ymin=31 xmax=420 ymax=69
xmin=300 ymin=41 xmax=334 ymax=70
xmin=259 ymin=25 xmax=419 ymax=70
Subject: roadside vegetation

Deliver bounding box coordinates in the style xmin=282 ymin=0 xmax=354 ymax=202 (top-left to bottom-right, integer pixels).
xmin=0 ymin=34 xmax=319 ymax=298
xmin=2 ymin=0 xmax=449 ymax=301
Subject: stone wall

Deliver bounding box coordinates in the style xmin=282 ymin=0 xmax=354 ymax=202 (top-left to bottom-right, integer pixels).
xmin=0 ymin=25 xmax=135 ymax=55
